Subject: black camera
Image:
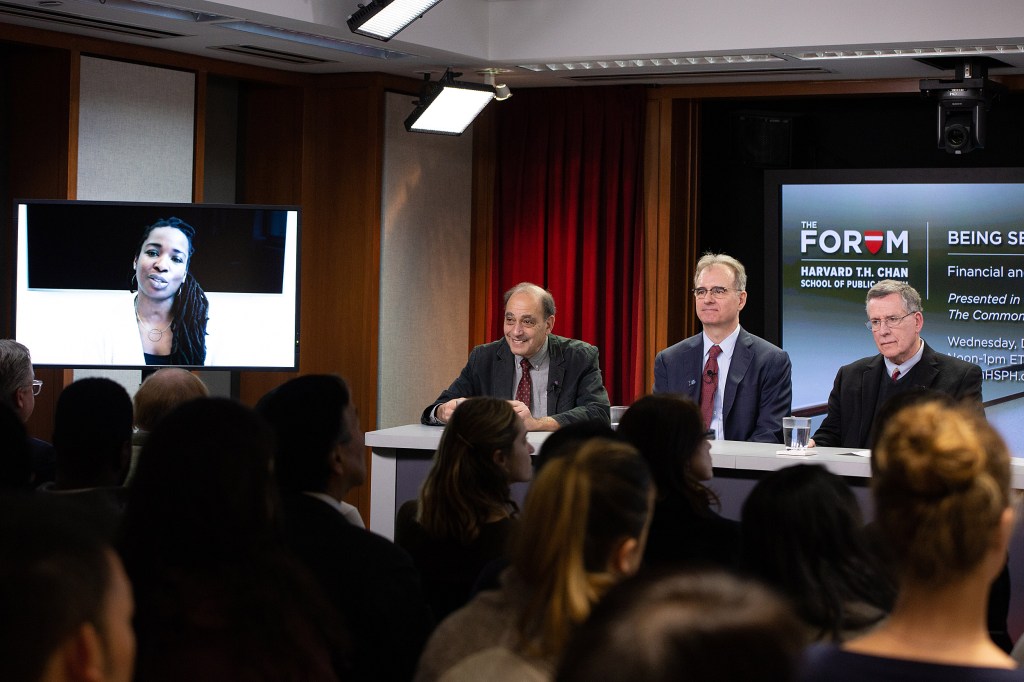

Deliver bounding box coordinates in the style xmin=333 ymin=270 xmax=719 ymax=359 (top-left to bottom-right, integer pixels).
xmin=920 ymin=59 xmax=1004 ymax=155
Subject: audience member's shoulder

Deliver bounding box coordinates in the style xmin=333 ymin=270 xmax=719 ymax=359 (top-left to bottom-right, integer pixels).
xmin=800 ymin=645 xmax=1024 ymax=682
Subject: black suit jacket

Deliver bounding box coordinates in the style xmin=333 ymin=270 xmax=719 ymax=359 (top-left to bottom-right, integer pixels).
xmin=280 ymin=493 xmax=434 ymax=682
xmin=653 ymin=328 xmax=792 ymax=443
xmin=812 ymin=341 xmax=983 ymax=449
xmin=420 ymin=334 xmax=611 ymax=425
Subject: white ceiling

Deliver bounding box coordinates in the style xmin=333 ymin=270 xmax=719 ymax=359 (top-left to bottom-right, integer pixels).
xmin=1 ymin=0 xmax=1024 ymax=89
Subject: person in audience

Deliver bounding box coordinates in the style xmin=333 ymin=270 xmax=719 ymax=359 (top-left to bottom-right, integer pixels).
xmin=741 ymin=464 xmax=895 ymax=643
xmin=129 ymin=368 xmax=208 ymax=483
xmin=615 ymin=393 xmax=740 ymax=569
xmin=810 ymin=279 xmax=982 ymax=448
xmin=0 ymin=494 xmax=135 ymax=682
xmin=533 ymin=418 xmax=616 ymax=471
xmin=258 ymin=374 xmax=433 ymax=681
xmin=415 ymin=438 xmax=654 ymax=681
xmin=44 ymin=378 xmax=134 ymax=535
xmin=397 ymin=397 xmax=534 ymax=621
xmin=422 ymin=282 xmax=611 ymax=431
xmin=0 ymin=339 xmax=54 ymax=485
xmin=119 ymin=398 xmax=344 ymax=681
xmin=801 ymin=402 xmax=1021 ymax=679
xmin=0 ymin=403 xmax=34 ymax=490
xmin=556 ymin=570 xmax=804 ymax=682
xmin=653 ymin=253 xmax=792 ymax=442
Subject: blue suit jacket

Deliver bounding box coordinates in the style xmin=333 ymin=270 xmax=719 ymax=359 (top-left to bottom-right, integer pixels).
xmin=653 ymin=328 xmax=792 ymax=443
xmin=421 ymin=334 xmax=611 ymax=426
xmin=811 ymin=341 xmax=983 ymax=449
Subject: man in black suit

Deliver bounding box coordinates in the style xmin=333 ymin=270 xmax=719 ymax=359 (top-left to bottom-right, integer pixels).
xmin=422 ymin=282 xmax=610 ymax=430
xmin=0 ymin=339 xmax=55 ymax=485
xmin=258 ymin=375 xmax=433 ymax=682
xmin=811 ymin=279 xmax=983 ymax=449
xmin=654 ymin=254 xmax=792 ymax=443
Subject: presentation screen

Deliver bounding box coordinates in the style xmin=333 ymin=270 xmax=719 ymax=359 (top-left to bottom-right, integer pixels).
xmin=768 ymin=168 xmax=1024 ymax=452
xmin=14 ymin=200 xmax=300 ymax=370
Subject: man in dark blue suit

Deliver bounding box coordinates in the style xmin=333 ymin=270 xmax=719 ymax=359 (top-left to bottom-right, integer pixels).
xmin=654 ymin=254 xmax=791 ymax=443
xmin=422 ymin=282 xmax=610 ymax=430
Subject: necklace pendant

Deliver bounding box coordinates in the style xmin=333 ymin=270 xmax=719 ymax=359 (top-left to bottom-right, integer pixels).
xmin=148 ymin=329 xmax=164 ymax=342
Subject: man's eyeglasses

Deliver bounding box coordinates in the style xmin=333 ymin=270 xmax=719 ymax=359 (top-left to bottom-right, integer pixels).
xmin=864 ymin=311 xmax=917 ymax=332
xmin=27 ymin=379 xmax=43 ymax=396
xmin=692 ymin=286 xmax=737 ymax=299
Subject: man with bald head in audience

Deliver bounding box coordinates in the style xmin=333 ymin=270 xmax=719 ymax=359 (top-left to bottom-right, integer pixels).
xmin=128 ymin=368 xmax=208 ymax=483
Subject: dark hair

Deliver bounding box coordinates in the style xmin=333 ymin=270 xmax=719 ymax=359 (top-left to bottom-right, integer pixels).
xmin=132 ymin=217 xmax=209 ymax=365
xmin=133 ymin=368 xmax=209 ymax=432
xmin=53 ymin=378 xmax=133 ymax=487
xmin=418 ymin=397 xmax=520 ymax=544
xmin=0 ymin=404 xmax=32 ymax=490
xmin=556 ymin=570 xmax=803 ymax=682
xmin=534 ymin=418 xmax=616 ymax=471
xmin=511 ymin=438 xmax=652 ymax=657
xmin=740 ymin=464 xmax=895 ymax=641
xmin=616 ymin=394 xmax=717 ymax=511
xmin=873 ymin=402 xmax=1010 ymax=587
xmin=0 ymin=494 xmax=113 ymax=682
xmin=257 ymin=374 xmax=352 ymax=493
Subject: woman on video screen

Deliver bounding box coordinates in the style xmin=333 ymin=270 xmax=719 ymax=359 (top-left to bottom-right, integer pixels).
xmin=129 ymin=217 xmax=209 ymax=366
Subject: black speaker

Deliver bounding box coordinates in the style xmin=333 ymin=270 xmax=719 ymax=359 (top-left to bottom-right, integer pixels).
xmin=734 ymin=113 xmax=793 ymax=168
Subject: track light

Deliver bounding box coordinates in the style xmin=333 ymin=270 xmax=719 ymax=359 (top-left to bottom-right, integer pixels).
xmin=347 ymin=0 xmax=444 ymax=41
xmin=405 ymin=70 xmax=496 ymax=136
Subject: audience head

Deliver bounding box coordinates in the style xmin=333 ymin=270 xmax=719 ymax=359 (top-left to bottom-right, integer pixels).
xmin=132 ymin=368 xmax=208 ymax=432
xmin=872 ymin=402 xmax=1012 ymax=587
xmin=534 ymin=418 xmax=616 ymax=471
xmin=0 ymin=340 xmax=36 ymax=422
xmin=418 ymin=397 xmax=532 ymax=543
xmin=0 ymin=404 xmax=33 ymax=490
xmin=616 ymin=394 xmax=716 ymax=511
xmin=122 ymin=398 xmax=280 ymax=563
xmin=510 ymin=438 xmax=653 ymax=656
xmin=556 ymin=570 xmax=803 ymax=682
xmin=740 ymin=464 xmax=894 ymax=641
xmin=0 ymin=494 xmax=135 ymax=682
xmin=53 ymin=378 xmax=133 ymax=489
xmin=257 ymin=374 xmax=365 ymax=498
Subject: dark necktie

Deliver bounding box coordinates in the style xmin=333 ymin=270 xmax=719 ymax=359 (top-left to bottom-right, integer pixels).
xmin=892 ymin=368 xmax=901 ymax=381
xmin=700 ymin=345 xmax=722 ymax=429
xmin=516 ymin=357 xmax=533 ymax=411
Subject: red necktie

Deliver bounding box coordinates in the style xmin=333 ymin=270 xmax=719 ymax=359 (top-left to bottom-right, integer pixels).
xmin=516 ymin=358 xmax=533 ymax=411
xmin=700 ymin=345 xmax=722 ymax=429
xmin=892 ymin=368 xmax=901 ymax=381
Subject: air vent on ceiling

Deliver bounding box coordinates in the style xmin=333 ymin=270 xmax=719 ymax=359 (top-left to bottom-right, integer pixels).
xmin=0 ymin=1 xmax=187 ymax=39
xmin=208 ymin=44 xmax=333 ymax=66
xmin=563 ymin=66 xmax=831 ymax=82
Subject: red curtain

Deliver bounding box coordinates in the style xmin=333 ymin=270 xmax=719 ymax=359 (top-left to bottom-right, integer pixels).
xmin=490 ymin=86 xmax=646 ymax=406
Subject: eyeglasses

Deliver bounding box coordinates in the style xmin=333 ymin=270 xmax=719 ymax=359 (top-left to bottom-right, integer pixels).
xmin=864 ymin=311 xmax=917 ymax=332
xmin=27 ymin=379 xmax=43 ymax=396
xmin=692 ymin=286 xmax=737 ymax=299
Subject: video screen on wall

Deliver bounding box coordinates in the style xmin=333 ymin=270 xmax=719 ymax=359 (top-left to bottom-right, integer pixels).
xmin=768 ymin=168 xmax=1024 ymax=453
xmin=14 ymin=200 xmax=300 ymax=370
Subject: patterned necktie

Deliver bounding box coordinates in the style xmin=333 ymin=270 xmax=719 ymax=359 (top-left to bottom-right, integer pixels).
xmin=892 ymin=368 xmax=901 ymax=381
xmin=700 ymin=345 xmax=722 ymax=429
xmin=515 ymin=357 xmax=533 ymax=411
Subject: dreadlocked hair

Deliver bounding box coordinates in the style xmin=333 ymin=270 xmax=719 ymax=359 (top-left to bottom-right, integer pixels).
xmin=132 ymin=217 xmax=209 ymax=366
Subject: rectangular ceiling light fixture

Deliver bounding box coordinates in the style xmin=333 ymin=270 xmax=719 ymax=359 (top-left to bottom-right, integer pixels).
xmin=405 ymin=69 xmax=495 ymax=135
xmin=348 ymin=0 xmax=443 ymax=41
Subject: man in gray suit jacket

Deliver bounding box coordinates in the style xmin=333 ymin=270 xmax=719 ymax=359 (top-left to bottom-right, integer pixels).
xmin=654 ymin=254 xmax=792 ymax=443
xmin=422 ymin=282 xmax=610 ymax=430
xmin=811 ymin=279 xmax=983 ymax=449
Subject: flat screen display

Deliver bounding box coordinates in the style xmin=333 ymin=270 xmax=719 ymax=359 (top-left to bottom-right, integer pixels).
xmin=14 ymin=200 xmax=300 ymax=370
xmin=767 ymin=168 xmax=1024 ymax=453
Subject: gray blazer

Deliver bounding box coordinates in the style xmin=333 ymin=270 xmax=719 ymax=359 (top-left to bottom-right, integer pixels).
xmin=421 ymin=334 xmax=611 ymax=426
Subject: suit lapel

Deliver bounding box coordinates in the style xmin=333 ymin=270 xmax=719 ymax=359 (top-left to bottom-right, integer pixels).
xmin=724 ymin=331 xmax=753 ymax=421
xmin=858 ymin=355 xmax=885 ymax=446
xmin=681 ymin=338 xmax=703 ymax=402
xmin=548 ymin=336 xmax=566 ymax=411
xmin=494 ymin=340 xmax=516 ymax=398
xmin=913 ymin=342 xmax=941 ymax=388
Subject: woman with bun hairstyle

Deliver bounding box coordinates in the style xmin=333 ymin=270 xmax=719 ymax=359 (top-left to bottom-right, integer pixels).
xmin=801 ymin=402 xmax=1022 ymax=680
xmin=396 ymin=397 xmax=534 ymax=622
xmin=414 ymin=438 xmax=654 ymax=682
